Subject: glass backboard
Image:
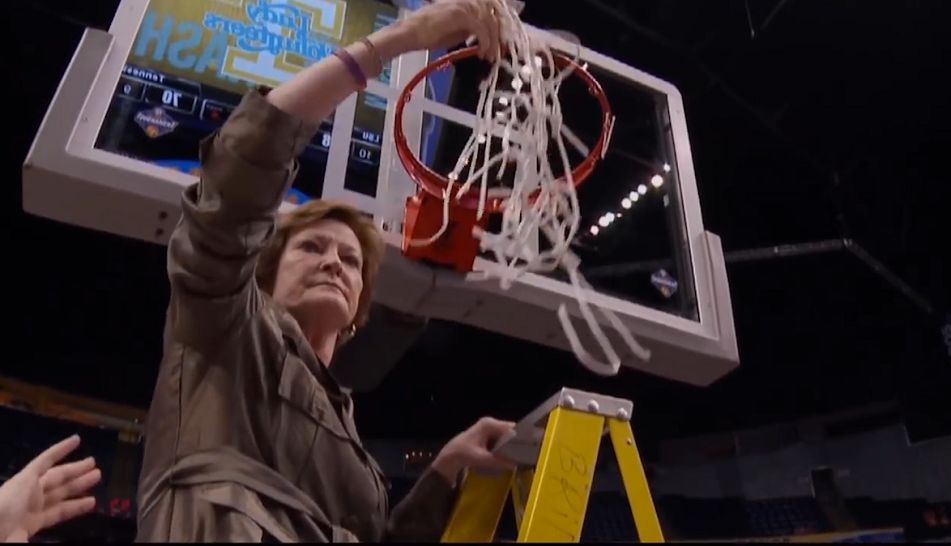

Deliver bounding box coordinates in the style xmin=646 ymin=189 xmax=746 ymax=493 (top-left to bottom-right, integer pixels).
xmin=22 ymin=0 xmax=738 ymax=385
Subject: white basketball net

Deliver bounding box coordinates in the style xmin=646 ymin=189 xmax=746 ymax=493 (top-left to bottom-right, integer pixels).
xmin=409 ymin=0 xmax=651 ymax=375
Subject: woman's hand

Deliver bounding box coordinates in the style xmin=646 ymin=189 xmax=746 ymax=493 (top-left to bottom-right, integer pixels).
xmin=0 ymin=435 xmax=101 ymax=542
xmin=394 ymin=0 xmax=504 ymax=61
xmin=269 ymin=0 xmax=505 ymax=122
xmin=432 ymin=417 xmax=516 ymax=483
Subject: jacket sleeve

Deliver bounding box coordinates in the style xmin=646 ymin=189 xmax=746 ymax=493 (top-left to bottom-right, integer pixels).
xmin=166 ymin=88 xmax=318 ymax=350
xmin=384 ymin=467 xmax=460 ymax=542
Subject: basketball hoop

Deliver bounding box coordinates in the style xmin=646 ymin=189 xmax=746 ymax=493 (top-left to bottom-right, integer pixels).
xmin=391 ymin=4 xmax=649 ymax=376
xmin=393 ymin=45 xmax=613 ymax=271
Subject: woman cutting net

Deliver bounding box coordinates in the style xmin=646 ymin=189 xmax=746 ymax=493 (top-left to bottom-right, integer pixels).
xmin=135 ymin=1 xmax=517 ymax=542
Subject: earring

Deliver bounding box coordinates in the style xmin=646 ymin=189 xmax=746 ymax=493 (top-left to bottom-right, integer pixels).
xmin=345 ymin=324 xmax=356 ymax=337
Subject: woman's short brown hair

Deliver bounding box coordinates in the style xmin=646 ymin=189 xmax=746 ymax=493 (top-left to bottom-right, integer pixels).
xmin=255 ymin=199 xmax=384 ymax=330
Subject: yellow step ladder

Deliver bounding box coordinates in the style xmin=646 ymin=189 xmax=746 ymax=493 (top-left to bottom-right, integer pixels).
xmin=441 ymin=388 xmax=665 ymax=543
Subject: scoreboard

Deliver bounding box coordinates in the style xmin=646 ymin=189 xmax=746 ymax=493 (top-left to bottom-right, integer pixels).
xmin=100 ymin=62 xmax=386 ymax=201
xmin=91 ymin=0 xmax=397 ymax=203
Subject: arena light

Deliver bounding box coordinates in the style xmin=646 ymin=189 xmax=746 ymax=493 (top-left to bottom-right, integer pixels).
xmin=590 ymin=225 xmax=599 ymax=235
xmin=637 ymin=184 xmax=648 ymax=195
xmin=622 ymin=198 xmax=632 ymax=209
xmin=651 ymin=174 xmax=664 ymax=188
xmin=663 ymin=162 xmax=671 ymax=173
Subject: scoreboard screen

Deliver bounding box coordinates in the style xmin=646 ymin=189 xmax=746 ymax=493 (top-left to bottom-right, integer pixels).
xmin=94 ymin=0 xmax=399 ymax=203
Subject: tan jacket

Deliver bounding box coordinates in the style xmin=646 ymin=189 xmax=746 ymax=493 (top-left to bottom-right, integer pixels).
xmin=135 ymin=89 xmax=456 ymax=542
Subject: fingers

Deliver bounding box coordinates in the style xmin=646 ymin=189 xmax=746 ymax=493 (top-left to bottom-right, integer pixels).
xmin=469 ymin=2 xmax=494 ymax=60
xmin=492 ymin=4 xmax=503 ymax=61
xmin=4 ymin=528 xmax=28 ymax=543
xmin=470 ymin=449 xmax=516 ymax=472
xmin=486 ymin=453 xmax=516 ymax=471
xmin=481 ymin=1 xmax=502 ymax=61
xmin=40 ymin=496 xmax=96 ymax=532
xmin=44 ymin=467 xmax=101 ymax=505
xmin=23 ymin=435 xmax=80 ymax=477
xmin=477 ymin=416 xmax=514 ymax=427
xmin=41 ymin=457 xmax=95 ymax=493
xmin=477 ymin=416 xmax=516 ymax=436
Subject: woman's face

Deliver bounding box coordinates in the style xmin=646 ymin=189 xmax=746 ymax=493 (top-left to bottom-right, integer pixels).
xmin=272 ymin=219 xmax=364 ymax=335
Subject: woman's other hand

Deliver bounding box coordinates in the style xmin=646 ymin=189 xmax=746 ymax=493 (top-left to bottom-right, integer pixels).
xmin=432 ymin=417 xmax=516 ymax=483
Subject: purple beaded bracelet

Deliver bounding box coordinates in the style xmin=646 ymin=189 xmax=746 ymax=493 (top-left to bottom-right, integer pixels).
xmin=333 ymin=47 xmax=368 ymax=89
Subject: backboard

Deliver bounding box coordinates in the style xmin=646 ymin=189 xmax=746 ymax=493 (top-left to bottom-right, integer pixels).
xmin=22 ymin=0 xmax=738 ymax=385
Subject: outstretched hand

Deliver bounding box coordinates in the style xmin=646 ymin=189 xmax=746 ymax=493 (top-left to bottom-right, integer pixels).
xmin=432 ymin=417 xmax=516 ymax=483
xmin=401 ymin=0 xmax=504 ymax=61
xmin=0 ymin=435 xmax=101 ymax=542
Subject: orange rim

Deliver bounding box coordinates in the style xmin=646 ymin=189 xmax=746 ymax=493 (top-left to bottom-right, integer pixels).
xmin=393 ymin=46 xmax=613 ymax=213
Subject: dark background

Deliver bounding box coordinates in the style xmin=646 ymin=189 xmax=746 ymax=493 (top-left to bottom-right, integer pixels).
xmin=6 ymin=0 xmax=949 ymax=459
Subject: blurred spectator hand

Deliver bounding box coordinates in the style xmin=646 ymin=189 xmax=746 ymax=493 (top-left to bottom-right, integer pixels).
xmin=0 ymin=435 xmax=101 ymax=542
